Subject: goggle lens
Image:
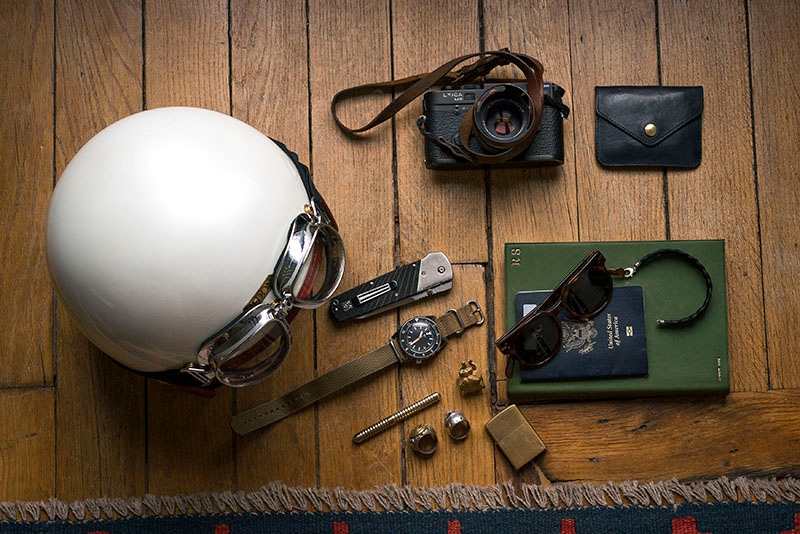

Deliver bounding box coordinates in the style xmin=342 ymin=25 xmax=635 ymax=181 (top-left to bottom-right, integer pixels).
xmin=217 ymin=315 xmax=290 ymax=386
xmin=279 ymin=220 xmax=344 ymax=308
xmin=201 ymin=207 xmax=344 ymax=387
xmin=201 ymin=304 xmax=291 ymax=387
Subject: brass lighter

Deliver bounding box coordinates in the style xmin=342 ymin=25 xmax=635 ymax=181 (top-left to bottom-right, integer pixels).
xmin=484 ymin=405 xmax=546 ymax=470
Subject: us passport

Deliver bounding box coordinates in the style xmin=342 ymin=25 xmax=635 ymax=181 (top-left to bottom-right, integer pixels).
xmin=515 ymin=285 xmax=648 ymax=382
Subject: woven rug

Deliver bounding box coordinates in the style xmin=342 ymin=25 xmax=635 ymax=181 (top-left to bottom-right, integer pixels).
xmin=2 ymin=476 xmax=800 ymax=533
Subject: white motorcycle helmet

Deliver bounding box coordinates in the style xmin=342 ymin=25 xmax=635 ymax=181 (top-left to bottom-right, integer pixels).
xmin=46 ymin=107 xmax=344 ymax=388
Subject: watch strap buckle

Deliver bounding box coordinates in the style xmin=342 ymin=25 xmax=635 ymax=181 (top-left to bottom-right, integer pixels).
xmin=439 ymin=300 xmax=484 ymax=338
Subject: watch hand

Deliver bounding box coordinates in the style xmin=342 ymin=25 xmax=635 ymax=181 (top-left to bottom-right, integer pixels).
xmin=409 ymin=333 xmax=424 ymax=345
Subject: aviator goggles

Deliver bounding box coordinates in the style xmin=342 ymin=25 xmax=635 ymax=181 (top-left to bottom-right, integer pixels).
xmin=495 ymin=249 xmax=712 ymax=378
xmin=192 ymin=199 xmax=345 ymax=387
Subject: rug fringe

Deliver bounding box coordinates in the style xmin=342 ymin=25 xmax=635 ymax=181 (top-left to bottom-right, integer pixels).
xmin=2 ymin=476 xmax=799 ymax=522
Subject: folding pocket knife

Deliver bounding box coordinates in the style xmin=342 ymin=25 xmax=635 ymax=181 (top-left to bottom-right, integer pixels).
xmin=329 ymin=252 xmax=453 ymax=321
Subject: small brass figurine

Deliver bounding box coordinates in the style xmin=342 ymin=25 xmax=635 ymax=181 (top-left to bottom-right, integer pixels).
xmin=457 ymin=359 xmax=485 ymax=395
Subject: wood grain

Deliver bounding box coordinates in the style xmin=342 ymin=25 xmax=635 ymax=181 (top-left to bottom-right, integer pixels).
xmin=569 ymin=0 xmax=666 ymax=242
xmin=229 ymin=0 xmax=317 ymax=490
xmin=521 ymin=390 xmax=800 ymax=483
xmin=390 ymin=0 xmax=497 ymax=487
xmin=659 ymin=0 xmax=766 ymax=394
xmin=483 ymin=0 xmax=578 ymax=484
xmin=53 ymin=0 xmax=146 ymax=501
xmin=143 ymin=0 xmax=234 ymax=495
xmin=0 ymin=0 xmax=799 ymax=504
xmin=0 ymin=390 xmax=55 ymax=500
xmin=308 ymin=0 xmax=398 ymax=489
xmin=748 ymin=0 xmax=800 ymax=389
xmin=401 ymin=266 xmax=495 ymax=488
xmin=0 ymin=0 xmax=54 ymax=387
xmin=392 ymin=0 xmax=484 ymax=265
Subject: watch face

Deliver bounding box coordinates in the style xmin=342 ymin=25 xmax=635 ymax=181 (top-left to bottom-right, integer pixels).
xmin=397 ymin=316 xmax=443 ymax=361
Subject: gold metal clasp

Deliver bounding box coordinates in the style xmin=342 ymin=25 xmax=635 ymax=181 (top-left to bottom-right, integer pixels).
xmin=644 ymin=123 xmax=657 ymax=137
xmin=247 ymin=274 xmax=274 ymax=308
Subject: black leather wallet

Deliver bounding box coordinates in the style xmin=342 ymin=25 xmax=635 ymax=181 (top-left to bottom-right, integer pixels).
xmin=595 ymin=86 xmax=703 ymax=168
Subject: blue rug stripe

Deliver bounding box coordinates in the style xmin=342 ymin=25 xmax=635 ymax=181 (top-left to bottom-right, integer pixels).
xmin=2 ymin=502 xmax=800 ymax=534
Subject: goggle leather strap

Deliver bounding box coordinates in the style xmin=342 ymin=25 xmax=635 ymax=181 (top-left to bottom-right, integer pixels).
xmin=118 ymin=364 xmax=221 ymax=393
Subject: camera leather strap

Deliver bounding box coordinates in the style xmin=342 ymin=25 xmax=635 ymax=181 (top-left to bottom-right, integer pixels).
xmin=330 ymin=49 xmax=545 ymax=164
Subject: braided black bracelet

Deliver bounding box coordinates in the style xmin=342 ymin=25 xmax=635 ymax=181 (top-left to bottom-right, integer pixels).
xmin=627 ymin=248 xmax=713 ymax=327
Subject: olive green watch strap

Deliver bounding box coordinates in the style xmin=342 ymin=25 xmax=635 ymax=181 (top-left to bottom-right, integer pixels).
xmin=231 ymin=343 xmax=399 ymax=435
xmin=231 ymin=301 xmax=483 ymax=436
xmin=434 ymin=301 xmax=484 ymax=337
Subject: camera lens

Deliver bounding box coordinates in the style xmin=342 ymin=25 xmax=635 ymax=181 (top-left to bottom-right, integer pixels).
xmin=472 ymin=84 xmax=534 ymax=151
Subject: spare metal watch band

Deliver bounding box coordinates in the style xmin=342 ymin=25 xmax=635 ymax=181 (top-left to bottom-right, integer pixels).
xmin=231 ymin=301 xmax=483 ymax=436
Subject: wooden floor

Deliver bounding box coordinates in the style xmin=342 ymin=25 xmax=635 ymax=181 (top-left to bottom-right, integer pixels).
xmin=2 ymin=0 xmax=799 ymax=504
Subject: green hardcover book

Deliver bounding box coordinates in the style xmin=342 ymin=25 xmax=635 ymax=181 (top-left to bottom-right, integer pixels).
xmin=503 ymin=240 xmax=729 ymax=402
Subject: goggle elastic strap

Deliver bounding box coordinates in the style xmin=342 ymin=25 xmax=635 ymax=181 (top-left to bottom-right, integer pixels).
xmin=270 ymin=138 xmax=338 ymax=231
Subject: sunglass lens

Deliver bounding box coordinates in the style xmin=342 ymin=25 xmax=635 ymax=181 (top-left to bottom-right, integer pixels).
xmin=515 ymin=313 xmax=562 ymax=367
xmin=564 ymin=266 xmax=613 ymax=317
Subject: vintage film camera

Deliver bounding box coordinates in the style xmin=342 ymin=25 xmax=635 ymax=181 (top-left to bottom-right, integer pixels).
xmin=419 ymin=81 xmax=568 ymax=169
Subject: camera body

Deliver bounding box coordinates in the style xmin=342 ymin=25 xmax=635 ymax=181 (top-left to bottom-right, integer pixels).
xmin=421 ymin=82 xmax=567 ymax=169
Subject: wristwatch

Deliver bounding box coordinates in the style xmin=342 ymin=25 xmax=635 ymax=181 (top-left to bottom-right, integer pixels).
xmin=231 ymin=301 xmax=484 ymax=435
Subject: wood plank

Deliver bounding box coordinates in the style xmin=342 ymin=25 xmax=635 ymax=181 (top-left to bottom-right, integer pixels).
xmin=482 ymin=0 xmax=577 ymax=483
xmin=392 ymin=0 xmax=485 ymax=265
xmin=390 ymin=0 xmax=493 ymax=488
xmin=308 ymin=0 xmax=398 ymax=489
xmin=0 ymin=0 xmax=54 ymax=386
xmin=143 ymin=0 xmax=234 ymax=495
xmin=144 ymin=0 xmax=229 ymax=110
xmin=0 ymin=389 xmax=55 ymax=501
xmin=484 ymin=0 xmax=579 ymax=250
xmin=659 ymin=0 xmax=766 ymax=393
xmin=748 ymin=1 xmax=800 ymax=389
xmin=0 ymin=2 xmax=56 ymax=503
xmin=229 ymin=0 xmax=317 ymax=489
xmin=569 ymin=0 xmax=665 ymax=242
xmin=3 ymin=0 xmax=800 ymax=504
xmin=398 ymin=267 xmax=493 ymax=487
xmin=54 ymin=0 xmax=147 ymax=501
xmin=521 ymin=390 xmax=800 ymax=483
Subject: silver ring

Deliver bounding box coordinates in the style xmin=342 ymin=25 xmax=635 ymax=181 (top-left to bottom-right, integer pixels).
xmin=445 ymin=410 xmax=471 ymax=440
xmin=408 ymin=424 xmax=438 ymax=455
